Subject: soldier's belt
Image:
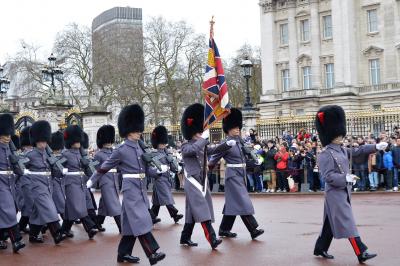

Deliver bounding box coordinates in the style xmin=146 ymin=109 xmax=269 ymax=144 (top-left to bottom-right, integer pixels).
xmin=0 ymin=170 xmax=14 ymax=175
xmin=65 ymin=171 xmax=85 ymax=176
xmin=108 ymin=169 xmax=117 ymax=173
xmin=122 ymin=173 xmax=146 ymax=179
xmin=226 ymin=163 xmax=246 ymax=168
xmin=24 ymin=170 xmax=51 ymax=176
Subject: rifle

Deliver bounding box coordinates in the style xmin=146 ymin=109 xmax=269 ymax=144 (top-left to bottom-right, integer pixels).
xmin=239 ymin=138 xmax=258 ymax=162
xmin=79 ymin=147 xmax=99 ymax=176
xmin=8 ymin=141 xmax=29 ymax=176
xmin=166 ymin=151 xmax=179 ymax=173
xmin=45 ymin=146 xmax=67 ymax=174
xmin=138 ymin=140 xmax=163 ymax=171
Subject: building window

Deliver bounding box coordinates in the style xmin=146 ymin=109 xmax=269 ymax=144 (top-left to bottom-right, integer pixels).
xmin=322 ymin=15 xmax=332 ymax=39
xmin=369 ymin=59 xmax=380 ymax=85
xmin=281 ymin=69 xmax=290 ymax=92
xmin=302 ymin=66 xmax=312 ymax=90
xmin=367 ymin=9 xmax=378 ymax=33
xmin=300 ymin=19 xmax=310 ymax=42
xmin=296 ymin=109 xmax=305 ymax=115
xmin=280 ymin=23 xmax=289 ymax=45
xmin=325 ymin=63 xmax=335 ymax=89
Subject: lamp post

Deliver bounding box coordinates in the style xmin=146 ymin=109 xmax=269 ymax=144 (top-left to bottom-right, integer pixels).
xmin=240 ymin=56 xmax=254 ymax=110
xmin=41 ymin=53 xmax=63 ymax=96
xmin=0 ymin=65 xmax=11 ymax=107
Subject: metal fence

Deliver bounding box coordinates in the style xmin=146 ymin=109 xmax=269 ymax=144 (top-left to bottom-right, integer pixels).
xmin=142 ymin=108 xmax=400 ymax=144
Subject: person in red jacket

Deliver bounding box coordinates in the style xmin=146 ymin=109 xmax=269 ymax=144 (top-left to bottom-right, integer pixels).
xmin=274 ymin=146 xmax=289 ymax=192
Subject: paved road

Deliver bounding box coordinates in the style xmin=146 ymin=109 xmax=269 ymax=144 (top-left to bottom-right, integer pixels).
xmin=1 ymin=193 xmax=399 ymax=266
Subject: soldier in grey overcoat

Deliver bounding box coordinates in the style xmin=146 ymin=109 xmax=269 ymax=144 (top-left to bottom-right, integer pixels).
xmin=25 ymin=121 xmax=65 ymax=245
xmin=148 ymin=126 xmax=183 ymax=224
xmin=88 ymin=104 xmax=166 ymax=265
xmin=88 ymin=125 xmax=121 ymax=233
xmin=0 ymin=113 xmax=25 ymax=252
xmin=60 ymin=125 xmax=97 ymax=239
xmin=179 ymin=103 xmax=234 ymax=249
xmin=313 ymin=105 xmax=387 ymax=263
xmin=49 ymin=131 xmax=66 ymax=218
xmin=16 ymin=127 xmax=33 ymax=233
xmin=209 ymin=108 xmax=264 ymax=240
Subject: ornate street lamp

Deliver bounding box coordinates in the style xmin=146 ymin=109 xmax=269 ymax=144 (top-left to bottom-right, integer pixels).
xmin=41 ymin=53 xmax=63 ymax=95
xmin=240 ymin=56 xmax=254 ymax=110
xmin=0 ymin=65 xmax=11 ymax=98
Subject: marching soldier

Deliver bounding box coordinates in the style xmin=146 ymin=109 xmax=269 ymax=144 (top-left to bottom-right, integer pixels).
xmin=50 ymin=132 xmax=67 ymax=220
xmin=25 ymin=121 xmax=65 ymax=245
xmin=88 ymin=104 xmax=166 ymax=265
xmin=0 ymin=113 xmax=25 ymax=252
xmin=179 ymin=103 xmax=234 ymax=249
xmin=60 ymin=125 xmax=97 ymax=239
xmin=86 ymin=125 xmax=122 ymax=233
xmin=313 ymin=105 xmax=387 ymax=263
xmin=148 ymin=126 xmax=184 ymax=224
xmin=16 ymin=127 xmax=33 ymax=234
xmin=209 ymin=108 xmax=264 ymax=240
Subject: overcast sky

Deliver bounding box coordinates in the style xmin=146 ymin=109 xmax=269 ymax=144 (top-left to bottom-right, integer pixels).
xmin=0 ymin=0 xmax=261 ymax=63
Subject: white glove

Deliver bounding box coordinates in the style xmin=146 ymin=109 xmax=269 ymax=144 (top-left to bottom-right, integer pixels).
xmin=178 ymin=165 xmax=182 ymax=172
xmin=226 ymin=140 xmax=236 ymax=147
xmin=376 ymin=142 xmax=388 ymax=151
xmin=345 ymin=174 xmax=357 ymax=185
xmin=86 ymin=180 xmax=93 ymax=189
xmin=157 ymin=165 xmax=169 ymax=174
xmin=201 ymin=129 xmax=210 ymax=140
xmin=62 ymin=168 xmax=68 ymax=175
xmin=256 ymin=158 xmax=263 ymax=165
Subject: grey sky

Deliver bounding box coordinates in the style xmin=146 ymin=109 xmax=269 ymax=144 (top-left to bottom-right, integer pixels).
xmin=0 ymin=0 xmax=261 ymax=63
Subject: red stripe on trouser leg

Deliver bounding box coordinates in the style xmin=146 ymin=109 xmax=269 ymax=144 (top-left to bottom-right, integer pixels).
xmin=349 ymin=237 xmax=361 ymax=255
xmin=201 ymin=223 xmax=211 ymax=245
xmin=8 ymin=228 xmax=15 ymax=242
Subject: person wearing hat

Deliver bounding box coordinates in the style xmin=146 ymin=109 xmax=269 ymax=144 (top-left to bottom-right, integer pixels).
xmin=179 ymin=103 xmax=234 ymax=249
xmin=16 ymin=127 xmax=34 ymax=234
xmin=209 ymin=108 xmax=264 ymax=240
xmin=88 ymin=104 xmax=166 ymax=265
xmin=0 ymin=114 xmax=26 ymax=252
xmin=148 ymin=125 xmax=184 ymax=224
xmin=49 ymin=131 xmax=67 ymax=222
xmin=87 ymin=125 xmax=121 ymax=233
xmin=24 ymin=120 xmax=65 ymax=245
xmin=60 ymin=125 xmax=97 ymax=240
xmin=314 ymin=105 xmax=387 ymax=263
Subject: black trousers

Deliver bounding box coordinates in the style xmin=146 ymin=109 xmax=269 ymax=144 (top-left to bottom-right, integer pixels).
xmin=118 ymin=232 xmax=159 ymax=257
xmin=315 ymin=216 xmax=368 ymax=256
xmin=220 ymin=215 xmax=259 ymax=233
xmin=151 ymin=204 xmax=179 ymax=218
xmin=61 ymin=216 xmax=95 ymax=233
xmin=30 ymin=221 xmax=61 ymax=239
xmin=0 ymin=224 xmax=22 ymax=243
xmin=97 ymin=215 xmax=121 ymax=233
xmin=180 ymin=220 xmax=216 ymax=245
xmin=18 ymin=216 xmax=30 ymax=230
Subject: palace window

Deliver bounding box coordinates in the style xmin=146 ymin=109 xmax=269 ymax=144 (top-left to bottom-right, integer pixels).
xmin=369 ymin=59 xmax=380 ymax=85
xmin=300 ymin=19 xmax=310 ymax=42
xmin=325 ymin=63 xmax=335 ymax=89
xmin=367 ymin=9 xmax=378 ymax=33
xmin=281 ymin=69 xmax=290 ymax=91
xmin=302 ymin=66 xmax=311 ymax=90
xmin=280 ymin=23 xmax=289 ymax=45
xmin=322 ymin=15 xmax=332 ymax=39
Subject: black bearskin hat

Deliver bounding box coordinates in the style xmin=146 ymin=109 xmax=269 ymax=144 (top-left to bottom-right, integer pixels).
xmin=151 ymin=126 xmax=169 ymax=149
xmin=82 ymin=132 xmax=89 ymax=149
xmin=64 ymin=125 xmax=83 ymax=149
xmin=222 ymin=108 xmax=242 ymax=134
xmin=97 ymin=125 xmax=115 ymax=149
xmin=30 ymin=120 xmax=51 ymax=145
xmin=118 ymin=104 xmax=145 ymax=138
xmin=315 ymin=105 xmax=347 ymax=147
xmin=50 ymin=131 xmax=65 ymax=151
xmin=20 ymin=126 xmax=31 ymax=147
xmin=181 ymin=103 xmax=204 ymax=140
xmin=11 ymin=135 xmax=20 ymax=150
xmin=0 ymin=114 xmax=15 ymax=136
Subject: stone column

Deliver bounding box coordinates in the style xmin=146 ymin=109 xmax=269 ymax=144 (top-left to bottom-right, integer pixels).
xmin=383 ymin=0 xmax=398 ymax=82
xmin=331 ymin=0 xmax=345 ymax=86
xmin=80 ymin=108 xmax=112 ymax=149
xmin=260 ymin=3 xmax=276 ymax=100
xmin=310 ymin=1 xmax=322 ymax=89
xmin=288 ymin=5 xmax=299 ymax=90
xmin=242 ymin=108 xmax=259 ymax=135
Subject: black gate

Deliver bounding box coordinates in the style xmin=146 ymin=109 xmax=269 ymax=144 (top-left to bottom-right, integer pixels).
xmin=15 ymin=116 xmax=35 ymax=132
xmin=65 ymin=113 xmax=82 ymax=127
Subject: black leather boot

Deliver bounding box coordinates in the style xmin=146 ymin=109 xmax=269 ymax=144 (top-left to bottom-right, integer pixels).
xmin=219 ymin=230 xmax=237 ymax=238
xmin=173 ymin=214 xmax=184 ymax=223
xmin=250 ymin=228 xmax=264 ymax=239
xmin=358 ymin=251 xmax=377 ymax=263
xmin=149 ymin=252 xmax=166 ymax=265
xmin=0 ymin=240 xmax=7 ymax=250
xmin=29 ymin=235 xmax=44 ymax=243
xmin=12 ymin=240 xmax=26 ymax=253
xmin=180 ymin=239 xmax=198 ymax=247
xmin=211 ymin=238 xmax=223 ymax=249
xmin=314 ymin=249 xmax=334 ymax=259
xmin=117 ymin=254 xmax=140 ymax=263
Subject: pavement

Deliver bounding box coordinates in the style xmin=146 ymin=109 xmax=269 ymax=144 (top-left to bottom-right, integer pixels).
xmin=1 ymin=193 xmax=399 ymax=266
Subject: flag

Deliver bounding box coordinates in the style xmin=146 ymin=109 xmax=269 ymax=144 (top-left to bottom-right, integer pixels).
xmin=202 ymin=19 xmax=230 ymax=129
